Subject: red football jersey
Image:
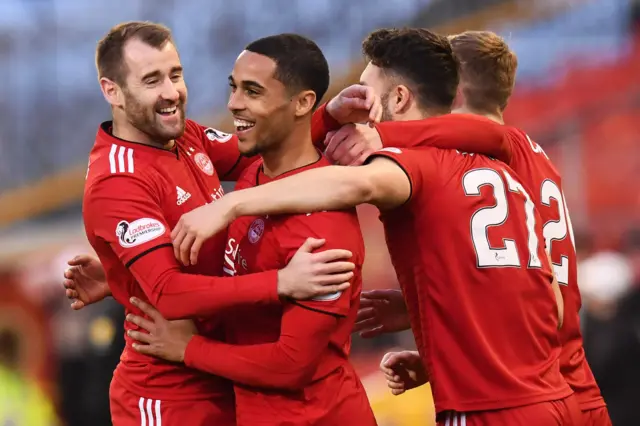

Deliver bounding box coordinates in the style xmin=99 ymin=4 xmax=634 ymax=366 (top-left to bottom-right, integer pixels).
xmin=83 ymin=119 xmax=279 ymax=401
xmin=371 ymin=118 xmax=605 ymax=411
xmin=504 ymin=127 xmax=604 ymax=410
xmin=186 ymin=156 xmax=375 ymax=426
xmin=368 ymin=147 xmax=572 ymax=414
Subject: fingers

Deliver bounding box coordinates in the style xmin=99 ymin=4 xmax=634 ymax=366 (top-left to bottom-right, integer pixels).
xmin=353 ymin=316 xmax=379 ymax=331
xmin=368 ymin=95 xmax=383 ymax=126
xmin=179 ymin=233 xmax=196 ymax=266
xmin=361 ymin=289 xmax=396 ymax=301
xmin=298 ymin=238 xmax=326 ymax=253
xmin=126 ymin=313 xmax=156 ymax=333
xmin=67 ymin=254 xmax=94 ymax=266
xmin=359 ymin=326 xmax=385 ymax=339
xmin=130 ymin=297 xmax=164 ymax=323
xmin=127 ymin=329 xmax=153 ymax=344
xmin=172 ymin=228 xmax=186 ymax=261
xmin=355 ymin=306 xmax=375 ymax=322
xmin=131 ymin=343 xmax=155 ymax=356
xmin=63 ymin=266 xmax=79 ymax=280
xmin=314 ymin=261 xmax=355 ymax=276
xmin=171 ymin=221 xmax=182 ymax=241
xmin=315 ymin=272 xmax=354 ymax=287
xmin=310 ymin=248 xmax=353 ymax=263
xmin=65 ymin=288 xmax=78 ymax=299
xmin=324 ymin=127 xmax=351 ymax=160
xmin=70 ymin=300 xmax=85 ymax=310
xmin=189 ymin=238 xmax=204 ymax=266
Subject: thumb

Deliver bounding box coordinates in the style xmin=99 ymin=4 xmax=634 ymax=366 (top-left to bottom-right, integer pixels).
xmin=383 ymin=352 xmax=410 ymax=368
xmin=299 ymin=238 xmax=326 ymax=253
xmin=67 ymin=254 xmax=94 ymax=266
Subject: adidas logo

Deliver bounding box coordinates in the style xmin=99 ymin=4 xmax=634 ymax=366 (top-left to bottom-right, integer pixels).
xmin=177 ymin=186 xmax=192 ymax=205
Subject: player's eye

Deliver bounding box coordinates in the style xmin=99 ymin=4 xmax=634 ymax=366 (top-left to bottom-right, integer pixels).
xmin=145 ymin=79 xmax=159 ymax=86
xmin=228 ymin=82 xmax=237 ymax=92
xmin=246 ymin=88 xmax=259 ymax=97
xmin=170 ymin=74 xmax=182 ymax=82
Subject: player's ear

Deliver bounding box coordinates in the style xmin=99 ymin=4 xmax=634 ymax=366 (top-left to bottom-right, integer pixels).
xmin=294 ymin=90 xmax=316 ymax=118
xmin=99 ymin=77 xmax=124 ymax=108
xmin=392 ymin=85 xmax=413 ymax=115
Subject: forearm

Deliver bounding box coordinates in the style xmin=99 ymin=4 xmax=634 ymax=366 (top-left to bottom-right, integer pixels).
xmin=150 ymin=271 xmax=279 ymax=319
xmin=184 ymin=306 xmax=337 ymax=389
xmin=131 ymin=249 xmax=279 ymax=319
xmin=375 ymin=114 xmax=511 ymax=163
xmin=228 ymin=165 xmax=373 ymax=218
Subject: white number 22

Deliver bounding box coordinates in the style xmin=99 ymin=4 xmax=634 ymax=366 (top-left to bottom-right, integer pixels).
xmin=463 ymin=168 xmax=542 ymax=269
xmin=541 ymin=179 xmax=575 ymax=285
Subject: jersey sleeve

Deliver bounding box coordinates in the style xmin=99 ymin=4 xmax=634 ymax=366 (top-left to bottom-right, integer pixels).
xmin=374 ymin=114 xmax=512 ymax=164
xmin=278 ymin=211 xmax=364 ymax=317
xmin=192 ymin=121 xmax=257 ymax=181
xmin=311 ymin=103 xmax=341 ymax=148
xmin=184 ymin=302 xmax=338 ymax=389
xmin=366 ymin=147 xmax=439 ymax=203
xmin=84 ymin=175 xmax=280 ymax=319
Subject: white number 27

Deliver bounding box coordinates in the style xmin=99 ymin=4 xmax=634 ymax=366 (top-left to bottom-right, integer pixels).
xmin=463 ymin=168 xmax=541 ymax=269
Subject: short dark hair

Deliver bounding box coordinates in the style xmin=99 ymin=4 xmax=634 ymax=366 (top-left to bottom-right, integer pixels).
xmin=245 ymin=34 xmax=329 ymax=109
xmin=96 ymin=21 xmax=174 ymax=86
xmin=362 ymin=28 xmax=459 ymax=113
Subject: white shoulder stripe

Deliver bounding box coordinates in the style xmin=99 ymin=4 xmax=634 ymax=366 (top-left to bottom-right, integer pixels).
xmin=109 ymin=144 xmax=135 ymax=174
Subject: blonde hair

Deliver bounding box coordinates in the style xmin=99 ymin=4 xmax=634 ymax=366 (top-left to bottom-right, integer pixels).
xmin=449 ymin=31 xmax=517 ymax=112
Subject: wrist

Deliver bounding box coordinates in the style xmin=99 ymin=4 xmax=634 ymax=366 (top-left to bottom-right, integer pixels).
xmin=222 ymin=191 xmax=241 ymax=223
xmin=323 ymin=100 xmax=344 ymax=126
xmin=275 ymin=269 xmax=288 ymax=298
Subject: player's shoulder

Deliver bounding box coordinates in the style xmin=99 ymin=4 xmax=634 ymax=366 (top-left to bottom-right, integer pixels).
xmin=234 ymin=158 xmax=263 ymax=191
xmin=88 ymin=123 xmax=161 ymax=181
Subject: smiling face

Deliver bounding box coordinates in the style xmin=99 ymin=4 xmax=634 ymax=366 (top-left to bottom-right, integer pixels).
xmin=227 ymin=50 xmax=297 ymax=157
xmin=99 ymin=37 xmax=187 ymax=144
xmin=120 ymin=39 xmax=187 ymax=142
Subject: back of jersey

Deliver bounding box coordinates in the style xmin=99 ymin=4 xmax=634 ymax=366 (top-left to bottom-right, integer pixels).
xmin=506 ymin=127 xmax=604 ymax=409
xmin=369 ymin=147 xmax=571 ymax=414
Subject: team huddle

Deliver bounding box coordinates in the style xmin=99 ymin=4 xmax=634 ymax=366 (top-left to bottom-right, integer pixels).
xmin=62 ymin=21 xmax=611 ymax=426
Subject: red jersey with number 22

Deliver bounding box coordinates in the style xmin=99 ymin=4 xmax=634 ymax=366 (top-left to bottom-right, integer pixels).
xmin=505 ymin=127 xmax=604 ymax=411
xmin=368 ymin=146 xmax=572 ymax=414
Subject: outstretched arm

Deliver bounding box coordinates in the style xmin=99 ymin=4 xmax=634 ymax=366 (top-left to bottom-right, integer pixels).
xmin=228 ymin=156 xmax=411 ymax=218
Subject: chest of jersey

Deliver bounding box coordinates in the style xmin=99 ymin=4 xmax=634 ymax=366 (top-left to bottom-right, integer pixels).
xmin=154 ymin=144 xmax=227 ymax=277
xmin=224 ymin=214 xmax=285 ymax=344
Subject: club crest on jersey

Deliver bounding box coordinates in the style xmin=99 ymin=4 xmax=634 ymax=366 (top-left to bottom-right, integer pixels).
xmin=194 ymin=153 xmax=214 ymax=176
xmin=204 ymin=127 xmax=233 ymax=143
xmin=115 ymin=218 xmax=165 ymax=248
xmin=248 ymin=218 xmax=265 ymax=244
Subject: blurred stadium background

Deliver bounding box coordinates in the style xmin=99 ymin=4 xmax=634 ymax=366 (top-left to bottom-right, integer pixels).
xmin=0 ymin=0 xmax=639 ymax=425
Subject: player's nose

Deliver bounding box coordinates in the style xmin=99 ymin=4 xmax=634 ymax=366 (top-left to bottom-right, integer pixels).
xmin=161 ymin=80 xmax=181 ymax=103
xmin=227 ymin=90 xmax=244 ymax=113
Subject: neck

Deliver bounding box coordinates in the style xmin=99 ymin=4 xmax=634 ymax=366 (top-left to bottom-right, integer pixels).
xmin=261 ymin=120 xmax=318 ymax=177
xmin=453 ymin=105 xmax=504 ymax=124
xmin=112 ymin=116 xmax=175 ymax=150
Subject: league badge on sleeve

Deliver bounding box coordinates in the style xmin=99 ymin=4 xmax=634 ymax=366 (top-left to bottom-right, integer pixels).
xmin=204 ymin=127 xmax=233 ymax=143
xmin=116 ymin=218 xmax=166 ymax=248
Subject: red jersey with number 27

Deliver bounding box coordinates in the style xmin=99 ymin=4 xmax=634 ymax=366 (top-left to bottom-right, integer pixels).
xmin=368 ymin=146 xmax=572 ymax=414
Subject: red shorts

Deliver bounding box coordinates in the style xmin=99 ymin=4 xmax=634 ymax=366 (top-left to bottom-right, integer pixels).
xmin=581 ymin=406 xmax=612 ymax=426
xmin=109 ymin=378 xmax=235 ymax=426
xmin=436 ymin=395 xmax=583 ymax=426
